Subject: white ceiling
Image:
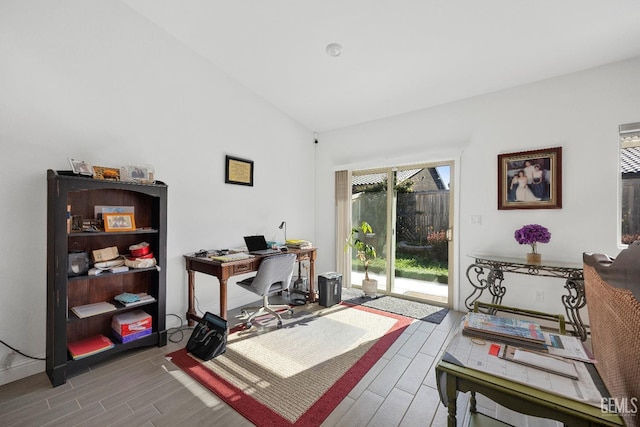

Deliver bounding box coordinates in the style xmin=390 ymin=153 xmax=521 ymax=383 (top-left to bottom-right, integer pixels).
xmin=123 ymin=0 xmax=640 ymax=132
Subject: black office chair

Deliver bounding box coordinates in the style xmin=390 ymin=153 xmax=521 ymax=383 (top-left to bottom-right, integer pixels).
xmin=236 ymin=253 xmax=296 ymax=329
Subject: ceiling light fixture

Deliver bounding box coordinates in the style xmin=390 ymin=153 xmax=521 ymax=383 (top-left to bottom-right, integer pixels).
xmin=326 ymin=43 xmax=342 ymax=57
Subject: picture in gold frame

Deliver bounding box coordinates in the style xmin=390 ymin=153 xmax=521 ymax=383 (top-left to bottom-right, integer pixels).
xmin=103 ymin=213 xmax=136 ymax=232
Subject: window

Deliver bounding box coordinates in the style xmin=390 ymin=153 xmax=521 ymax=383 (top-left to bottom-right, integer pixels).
xmin=620 ymin=122 xmax=640 ymax=245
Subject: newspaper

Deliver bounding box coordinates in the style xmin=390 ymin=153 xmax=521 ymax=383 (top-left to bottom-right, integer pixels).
xmin=442 ymin=330 xmax=604 ymax=407
xmin=545 ymin=332 xmax=594 ymax=363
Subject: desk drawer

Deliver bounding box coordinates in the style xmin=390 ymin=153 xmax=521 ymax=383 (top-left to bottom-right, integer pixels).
xmin=233 ymin=263 xmax=254 ymax=274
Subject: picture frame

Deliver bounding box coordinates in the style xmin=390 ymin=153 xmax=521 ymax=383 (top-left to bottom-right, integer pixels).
xmin=498 ymin=147 xmax=562 ymax=210
xmin=225 ymin=155 xmax=254 ymax=186
xmin=103 ymin=213 xmax=136 ymax=232
xmin=121 ymin=164 xmax=155 ymax=184
xmin=92 ymin=166 xmax=120 ymax=181
xmin=68 ymin=159 xmax=94 ymax=176
xmin=94 ymin=206 xmax=135 ymax=223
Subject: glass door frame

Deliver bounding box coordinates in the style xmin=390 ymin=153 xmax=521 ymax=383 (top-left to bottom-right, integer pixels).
xmin=351 ymin=160 xmax=455 ymax=307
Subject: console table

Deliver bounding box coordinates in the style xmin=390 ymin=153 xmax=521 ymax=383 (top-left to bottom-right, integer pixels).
xmin=184 ymin=248 xmax=317 ymax=325
xmin=465 ymin=254 xmax=587 ymax=340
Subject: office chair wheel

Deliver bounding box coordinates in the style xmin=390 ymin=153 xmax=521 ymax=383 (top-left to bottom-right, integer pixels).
xmin=244 ymin=321 xmax=252 ymax=329
xmin=277 ymin=320 xmax=283 ymax=329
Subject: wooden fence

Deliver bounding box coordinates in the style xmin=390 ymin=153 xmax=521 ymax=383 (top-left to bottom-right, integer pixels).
xmin=397 ymin=191 xmax=449 ymax=243
xmin=352 ymin=190 xmax=449 ymax=245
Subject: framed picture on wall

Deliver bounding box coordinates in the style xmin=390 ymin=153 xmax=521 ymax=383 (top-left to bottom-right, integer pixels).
xmin=225 ymin=155 xmax=254 ymax=186
xmin=498 ymin=147 xmax=562 ymax=210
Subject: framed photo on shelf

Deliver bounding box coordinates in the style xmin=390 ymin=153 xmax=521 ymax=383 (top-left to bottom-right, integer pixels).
xmin=121 ymin=165 xmax=155 ymax=184
xmin=225 ymin=155 xmax=254 ymax=186
xmin=498 ymin=146 xmax=562 ymax=210
xmin=103 ymin=213 xmax=136 ymax=232
xmin=69 ymin=159 xmax=94 ymax=176
xmin=94 ymin=205 xmax=134 ymax=222
xmin=92 ymin=166 xmax=120 ymax=181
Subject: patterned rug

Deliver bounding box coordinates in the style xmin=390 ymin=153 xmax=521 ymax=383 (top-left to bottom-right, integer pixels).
xmin=341 ymin=287 xmax=449 ymax=324
xmin=168 ymin=303 xmax=412 ymax=426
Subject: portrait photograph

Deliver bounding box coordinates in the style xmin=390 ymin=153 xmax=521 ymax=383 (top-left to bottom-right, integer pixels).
xmin=498 ymin=147 xmax=562 ymax=210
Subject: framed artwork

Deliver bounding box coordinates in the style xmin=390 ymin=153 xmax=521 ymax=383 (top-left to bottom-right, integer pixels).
xmin=92 ymin=166 xmax=120 ymax=181
xmin=68 ymin=159 xmax=94 ymax=176
xmin=103 ymin=213 xmax=136 ymax=232
xmin=225 ymin=155 xmax=254 ymax=186
xmin=498 ymin=147 xmax=562 ymax=210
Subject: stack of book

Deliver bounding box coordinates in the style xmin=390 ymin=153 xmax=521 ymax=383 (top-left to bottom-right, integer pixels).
xmin=114 ymin=292 xmax=156 ymax=308
xmin=70 ymin=301 xmax=117 ymax=318
xmin=67 ymin=334 xmax=115 ymax=360
xmin=462 ymin=312 xmax=547 ymax=350
xmin=286 ymin=239 xmax=313 ymax=249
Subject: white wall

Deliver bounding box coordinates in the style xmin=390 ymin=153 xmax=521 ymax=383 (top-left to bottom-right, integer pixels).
xmin=0 ymin=0 xmax=314 ymax=384
xmin=315 ymin=56 xmax=640 ymax=315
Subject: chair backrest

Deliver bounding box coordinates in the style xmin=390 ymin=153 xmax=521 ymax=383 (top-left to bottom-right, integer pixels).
xmin=583 ymin=244 xmax=640 ymax=426
xmin=249 ymin=253 xmax=297 ymax=296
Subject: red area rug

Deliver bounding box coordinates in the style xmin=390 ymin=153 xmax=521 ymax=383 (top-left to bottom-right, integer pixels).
xmin=168 ymin=303 xmax=412 ymax=426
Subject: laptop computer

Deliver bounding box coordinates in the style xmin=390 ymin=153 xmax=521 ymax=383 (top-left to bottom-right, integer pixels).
xmin=243 ymin=235 xmax=280 ymax=255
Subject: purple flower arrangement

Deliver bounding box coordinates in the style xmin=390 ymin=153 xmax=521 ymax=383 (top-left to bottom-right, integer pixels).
xmin=514 ymin=224 xmax=551 ymax=254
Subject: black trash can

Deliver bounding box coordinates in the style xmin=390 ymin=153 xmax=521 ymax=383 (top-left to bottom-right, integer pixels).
xmin=318 ymin=272 xmax=342 ymax=307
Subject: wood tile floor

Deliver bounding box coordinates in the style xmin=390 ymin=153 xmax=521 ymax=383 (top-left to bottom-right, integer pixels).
xmin=0 ymin=299 xmax=561 ymax=426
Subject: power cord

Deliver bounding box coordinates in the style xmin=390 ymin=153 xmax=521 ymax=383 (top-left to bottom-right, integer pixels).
xmin=194 ymin=294 xmax=204 ymax=317
xmin=0 ymin=339 xmax=45 ymax=361
xmin=166 ymin=313 xmax=194 ymax=343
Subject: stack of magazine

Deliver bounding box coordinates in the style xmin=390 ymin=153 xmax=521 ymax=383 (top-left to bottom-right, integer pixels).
xmin=462 ymin=312 xmax=547 ymax=350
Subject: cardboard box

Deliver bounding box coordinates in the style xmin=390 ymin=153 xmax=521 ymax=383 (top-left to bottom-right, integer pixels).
xmin=112 ymin=310 xmax=152 ymax=337
xmin=92 ymin=246 xmax=119 ymax=262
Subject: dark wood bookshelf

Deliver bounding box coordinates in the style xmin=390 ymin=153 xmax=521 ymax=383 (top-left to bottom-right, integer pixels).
xmin=46 ymin=170 xmax=167 ymax=387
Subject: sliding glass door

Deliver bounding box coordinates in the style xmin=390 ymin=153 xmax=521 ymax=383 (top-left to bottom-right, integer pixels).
xmin=351 ymin=162 xmax=453 ymax=307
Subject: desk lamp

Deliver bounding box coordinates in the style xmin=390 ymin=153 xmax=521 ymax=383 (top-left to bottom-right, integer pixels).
xmin=279 ymin=221 xmax=287 ymax=242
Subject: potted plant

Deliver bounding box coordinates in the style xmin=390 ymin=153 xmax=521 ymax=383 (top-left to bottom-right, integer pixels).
xmin=514 ymin=223 xmax=551 ymax=264
xmin=347 ymin=221 xmax=378 ymax=296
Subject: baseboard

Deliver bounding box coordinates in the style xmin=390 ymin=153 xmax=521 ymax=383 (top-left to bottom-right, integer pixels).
xmin=0 ymin=358 xmax=45 ymax=386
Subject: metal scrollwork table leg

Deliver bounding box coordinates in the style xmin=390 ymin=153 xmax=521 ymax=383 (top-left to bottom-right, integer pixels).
xmin=562 ymin=274 xmax=587 ymax=341
xmin=465 ymin=263 xmax=506 ymax=311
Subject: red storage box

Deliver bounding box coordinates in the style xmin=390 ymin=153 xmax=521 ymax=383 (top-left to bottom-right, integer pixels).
xmin=112 ymin=310 xmax=152 ymax=337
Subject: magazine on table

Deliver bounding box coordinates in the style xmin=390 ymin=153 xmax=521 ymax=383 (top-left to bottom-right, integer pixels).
xmin=462 ymin=312 xmax=547 ymax=350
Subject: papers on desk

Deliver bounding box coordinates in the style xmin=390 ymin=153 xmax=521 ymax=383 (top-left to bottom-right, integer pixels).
xmin=285 ymin=239 xmax=313 ymax=249
xmin=500 ymin=345 xmax=579 ymax=379
xmin=443 ymin=327 xmax=604 ymax=407
xmin=209 ymin=252 xmax=253 ymax=262
xmin=545 ymin=332 xmax=594 ymax=363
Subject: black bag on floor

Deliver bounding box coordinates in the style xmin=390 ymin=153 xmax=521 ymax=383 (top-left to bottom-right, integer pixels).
xmin=186 ymin=312 xmax=228 ymax=361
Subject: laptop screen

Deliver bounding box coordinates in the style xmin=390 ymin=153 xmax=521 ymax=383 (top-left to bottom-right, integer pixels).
xmin=244 ymin=235 xmax=268 ymax=252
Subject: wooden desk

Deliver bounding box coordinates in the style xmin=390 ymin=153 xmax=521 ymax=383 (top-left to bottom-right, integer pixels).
xmin=184 ymin=248 xmax=317 ymax=324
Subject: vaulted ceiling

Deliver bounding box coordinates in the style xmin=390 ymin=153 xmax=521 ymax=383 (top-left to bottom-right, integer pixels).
xmin=123 ymin=0 xmax=640 ymax=132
